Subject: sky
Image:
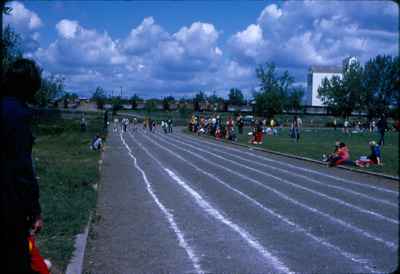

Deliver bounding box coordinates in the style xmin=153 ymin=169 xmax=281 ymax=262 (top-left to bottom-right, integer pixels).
xmin=3 ymin=0 xmax=399 ymax=99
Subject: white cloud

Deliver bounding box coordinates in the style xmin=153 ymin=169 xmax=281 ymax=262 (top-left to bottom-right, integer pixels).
xmin=4 ymin=1 xmax=43 ymax=52
xmin=123 ymin=17 xmax=169 ymax=54
xmin=33 ymin=17 xmax=226 ymax=96
xmin=27 ymin=1 xmax=398 ymax=97
xmin=5 ymin=1 xmax=43 ymax=30
xmin=36 ymin=19 xmax=126 ymax=69
xmin=229 ymin=1 xmax=398 ymax=68
xmin=174 ymin=22 xmax=219 ymax=58
xmin=258 ymin=4 xmax=282 ymax=22
xmin=56 ymin=19 xmax=79 ymax=39
xmin=229 ymin=24 xmax=267 ymax=63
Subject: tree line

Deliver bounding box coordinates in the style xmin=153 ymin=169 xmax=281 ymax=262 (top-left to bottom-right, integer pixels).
xmin=318 ymin=55 xmax=399 ymax=121
xmin=91 ymin=86 xmax=249 ymax=112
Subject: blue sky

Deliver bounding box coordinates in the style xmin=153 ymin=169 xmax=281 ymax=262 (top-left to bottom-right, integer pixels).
xmin=4 ymin=1 xmax=399 ymax=99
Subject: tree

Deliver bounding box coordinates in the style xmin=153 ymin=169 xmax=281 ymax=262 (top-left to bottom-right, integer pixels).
xmin=285 ymin=87 xmax=304 ymax=113
xmin=318 ymin=58 xmax=363 ymax=118
xmin=1 ymin=2 xmax=18 ymax=86
xmin=145 ymin=98 xmax=157 ymax=113
xmin=361 ymin=55 xmax=399 ymax=121
xmin=162 ymin=96 xmax=175 ymax=111
xmin=35 ymin=74 xmax=65 ymax=107
xmin=111 ymin=96 xmax=123 ymax=114
xmin=254 ymin=62 xmax=294 ymax=118
xmin=193 ymin=91 xmax=206 ymax=111
xmin=91 ymin=86 xmax=107 ymax=109
xmin=129 ymin=94 xmax=141 ymax=110
xmin=228 ymin=88 xmax=245 ymax=105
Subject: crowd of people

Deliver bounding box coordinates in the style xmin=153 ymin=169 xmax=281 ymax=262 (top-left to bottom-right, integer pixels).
xmin=188 ymin=114 xmax=294 ymax=144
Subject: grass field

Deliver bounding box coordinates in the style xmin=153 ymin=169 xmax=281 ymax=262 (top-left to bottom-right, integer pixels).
xmin=186 ymin=127 xmax=398 ymax=177
xmin=236 ymin=127 xmax=399 ymax=176
xmin=32 ymin=112 xmax=104 ymax=271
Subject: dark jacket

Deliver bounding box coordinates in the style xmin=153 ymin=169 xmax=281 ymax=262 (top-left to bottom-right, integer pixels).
xmin=0 ymin=96 xmax=40 ymax=273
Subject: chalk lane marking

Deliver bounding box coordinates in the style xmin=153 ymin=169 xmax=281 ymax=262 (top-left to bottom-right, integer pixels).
xmin=147 ymin=132 xmax=397 ymax=250
xmin=172 ymin=134 xmax=396 ymax=208
xmin=167 ymin=135 xmax=398 ymax=225
xmin=133 ymin=132 xmax=378 ymax=272
xmin=119 ymin=133 xmax=204 ymax=274
xmin=128 ymin=133 xmax=292 ymax=274
xmin=177 ymin=132 xmax=397 ymax=195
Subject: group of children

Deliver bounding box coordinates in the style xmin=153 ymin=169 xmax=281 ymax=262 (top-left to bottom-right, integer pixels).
xmin=189 ymin=114 xmax=238 ymax=141
xmin=323 ymin=140 xmax=382 ymax=168
xmin=189 ymin=114 xmax=283 ymax=145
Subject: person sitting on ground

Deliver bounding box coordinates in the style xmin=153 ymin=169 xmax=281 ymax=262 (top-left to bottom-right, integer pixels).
xmin=91 ymin=134 xmax=103 ymax=150
xmin=329 ymin=142 xmax=351 ymax=167
xmin=215 ymin=126 xmax=223 ymax=140
xmin=322 ymin=140 xmax=340 ymax=162
xmin=248 ymin=123 xmax=256 ymax=144
xmin=227 ymin=127 xmax=237 ymax=141
xmin=251 ymin=120 xmax=263 ymax=144
xmin=355 ymin=141 xmax=382 ymax=167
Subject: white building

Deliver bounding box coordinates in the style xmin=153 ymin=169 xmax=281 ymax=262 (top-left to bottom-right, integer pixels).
xmin=306 ymin=65 xmax=342 ymax=106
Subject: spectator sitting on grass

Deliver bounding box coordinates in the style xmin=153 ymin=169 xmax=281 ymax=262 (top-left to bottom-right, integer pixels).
xmin=322 ymin=140 xmax=340 ymax=162
xmin=215 ymin=126 xmax=223 ymax=140
xmin=91 ymin=134 xmax=103 ymax=150
xmin=355 ymin=141 xmax=382 ymax=167
xmin=328 ymin=142 xmax=352 ymax=167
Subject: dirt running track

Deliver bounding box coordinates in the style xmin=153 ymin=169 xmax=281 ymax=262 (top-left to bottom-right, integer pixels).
xmin=84 ymin=127 xmax=398 ymax=274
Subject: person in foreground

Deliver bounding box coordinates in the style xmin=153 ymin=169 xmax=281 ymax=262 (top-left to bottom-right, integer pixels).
xmin=0 ymin=58 xmax=47 ymax=273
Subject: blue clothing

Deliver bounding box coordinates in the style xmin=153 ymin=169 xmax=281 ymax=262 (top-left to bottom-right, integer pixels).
xmin=372 ymin=145 xmax=381 ymax=158
xmin=0 ymin=96 xmax=40 ymax=273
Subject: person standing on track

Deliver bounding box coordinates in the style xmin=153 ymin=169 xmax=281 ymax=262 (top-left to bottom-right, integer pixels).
xmin=167 ymin=119 xmax=173 ymax=133
xmin=237 ymin=113 xmax=244 ymax=134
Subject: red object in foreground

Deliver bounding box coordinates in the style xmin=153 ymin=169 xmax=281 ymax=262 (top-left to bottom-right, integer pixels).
xmin=28 ymin=235 xmax=50 ymax=274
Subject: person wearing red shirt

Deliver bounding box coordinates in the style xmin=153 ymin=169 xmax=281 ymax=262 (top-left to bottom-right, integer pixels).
xmin=329 ymin=143 xmax=350 ymax=167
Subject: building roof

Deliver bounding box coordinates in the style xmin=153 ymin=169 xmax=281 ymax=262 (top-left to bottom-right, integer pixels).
xmin=309 ymin=65 xmax=342 ymax=74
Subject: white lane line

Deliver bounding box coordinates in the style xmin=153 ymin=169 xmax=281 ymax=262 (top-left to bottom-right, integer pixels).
xmin=177 ymin=133 xmax=398 ymax=195
xmin=132 ymin=132 xmax=378 ymax=272
xmin=168 ymin=135 xmax=398 ymax=225
xmin=147 ymin=133 xmax=397 ymax=250
xmin=165 ymin=169 xmax=293 ymax=274
xmin=171 ymin=135 xmax=397 ymax=208
xmin=128 ymin=133 xmax=292 ymax=274
xmin=119 ymin=133 xmax=204 ymax=274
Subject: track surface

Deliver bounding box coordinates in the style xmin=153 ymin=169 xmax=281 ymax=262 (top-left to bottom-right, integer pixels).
xmin=84 ymin=127 xmax=399 ymax=274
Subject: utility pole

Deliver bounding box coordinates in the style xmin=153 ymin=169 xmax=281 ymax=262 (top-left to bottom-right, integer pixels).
xmin=120 ymin=86 xmax=122 ymax=98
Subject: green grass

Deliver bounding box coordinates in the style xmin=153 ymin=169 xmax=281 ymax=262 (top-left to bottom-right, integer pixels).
xmin=236 ymin=128 xmax=399 ymax=176
xmin=186 ymin=127 xmax=398 ymax=177
xmin=32 ymin=113 xmax=105 ymax=270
